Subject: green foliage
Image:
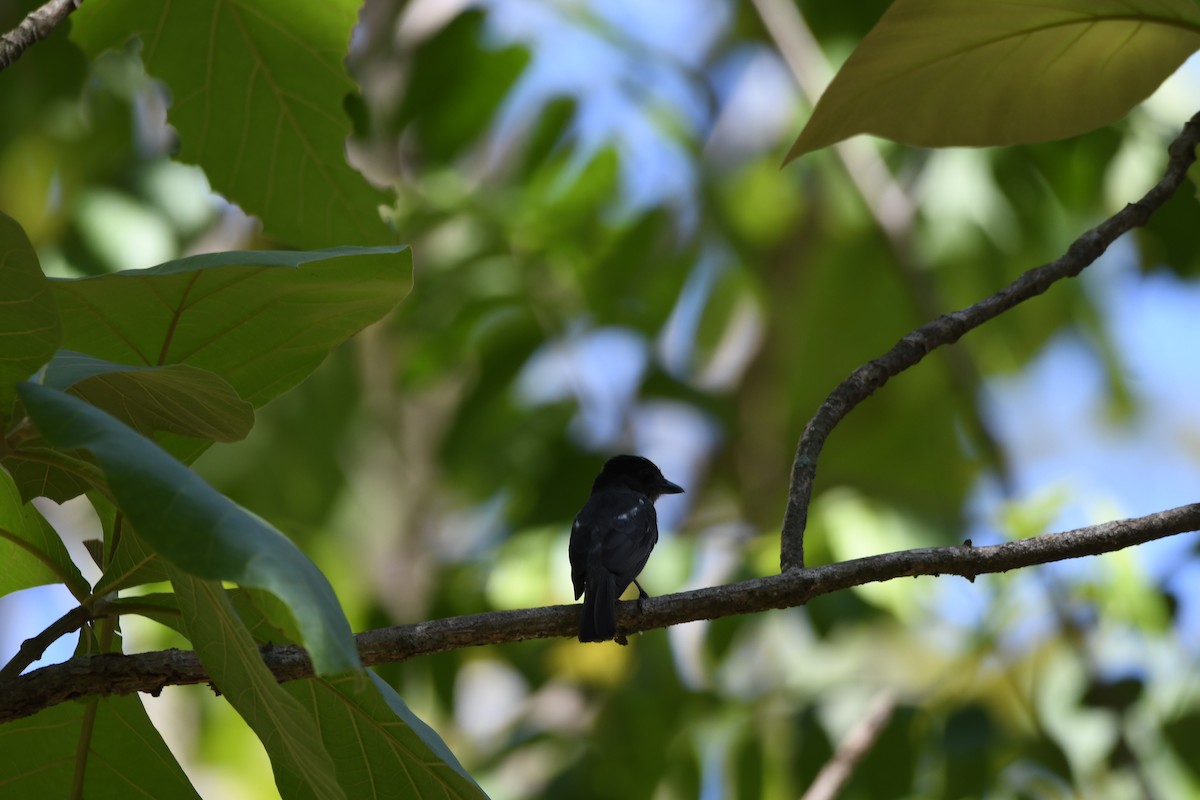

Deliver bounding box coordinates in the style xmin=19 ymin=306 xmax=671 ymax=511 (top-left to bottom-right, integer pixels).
xmin=0 ymin=469 xmax=87 ymax=600
xmin=70 ymin=0 xmax=393 ymax=249
xmin=0 ymin=212 xmax=61 ymax=424
xmin=0 ymin=694 xmax=201 ymax=799
xmin=286 ymin=674 xmax=485 ymax=799
xmin=0 ymin=0 xmax=443 ymax=786
xmin=45 ymin=351 xmax=255 ymax=443
xmin=3 ymin=0 xmax=1200 ymax=797
xmin=170 ymin=568 xmax=350 ymax=800
xmin=21 ymin=382 xmax=359 ymax=673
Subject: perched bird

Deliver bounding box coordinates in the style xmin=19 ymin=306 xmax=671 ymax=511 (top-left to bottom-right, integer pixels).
xmin=569 ymin=455 xmax=684 ymax=643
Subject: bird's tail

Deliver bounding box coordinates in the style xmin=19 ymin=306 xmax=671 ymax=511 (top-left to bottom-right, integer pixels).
xmin=579 ymin=567 xmax=616 ymax=642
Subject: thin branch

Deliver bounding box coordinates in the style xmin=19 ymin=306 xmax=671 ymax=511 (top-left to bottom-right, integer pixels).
xmin=0 ymin=604 xmax=91 ymax=681
xmin=751 ymin=0 xmax=1012 ymax=489
xmin=1 ymin=502 xmax=1196 ymax=724
xmin=801 ymin=691 xmax=897 ymax=800
xmin=0 ymin=0 xmax=83 ymax=72
xmin=779 ymin=110 xmax=1200 ymax=571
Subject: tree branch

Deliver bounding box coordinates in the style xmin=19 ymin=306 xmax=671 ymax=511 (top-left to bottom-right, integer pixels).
xmin=752 ymin=0 xmax=1013 ymax=490
xmin=2 ymin=502 xmax=1196 ymax=724
xmin=779 ymin=109 xmax=1200 ymax=571
xmin=0 ymin=0 xmax=83 ymax=72
xmin=0 ymin=604 xmax=91 ymax=681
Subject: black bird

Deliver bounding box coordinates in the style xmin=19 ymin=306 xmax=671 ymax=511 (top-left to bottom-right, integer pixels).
xmin=569 ymin=455 xmax=684 ymax=643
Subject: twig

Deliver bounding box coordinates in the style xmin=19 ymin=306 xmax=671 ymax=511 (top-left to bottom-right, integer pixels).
xmin=751 ymin=0 xmax=1012 ymax=491
xmin=0 ymin=604 xmax=91 ymax=681
xmin=779 ymin=110 xmax=1200 ymax=571
xmin=2 ymin=501 xmax=1196 ymax=724
xmin=801 ymin=691 xmax=897 ymax=800
xmin=0 ymin=0 xmax=83 ymax=72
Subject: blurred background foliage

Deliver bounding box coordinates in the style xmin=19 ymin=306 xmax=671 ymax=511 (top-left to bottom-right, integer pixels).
xmin=3 ymin=0 xmax=1200 ymax=797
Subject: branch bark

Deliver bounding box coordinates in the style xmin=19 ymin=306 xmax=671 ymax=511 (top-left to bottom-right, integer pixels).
xmin=3 ymin=502 xmax=1197 ymax=724
xmin=0 ymin=0 xmax=82 ymax=72
xmin=779 ymin=109 xmax=1200 ymax=571
xmin=0 ymin=604 xmax=90 ymax=681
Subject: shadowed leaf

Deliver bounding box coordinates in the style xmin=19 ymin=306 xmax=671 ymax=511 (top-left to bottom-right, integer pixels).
xmin=286 ymin=673 xmax=487 ymax=800
xmin=169 ymin=568 xmax=347 ymax=800
xmin=18 ymin=382 xmax=360 ymax=675
xmin=0 ymin=695 xmax=199 ymax=798
xmin=0 ymin=469 xmax=88 ymax=601
xmin=0 ymin=212 xmax=60 ymax=424
xmin=45 ymin=350 xmax=254 ymax=442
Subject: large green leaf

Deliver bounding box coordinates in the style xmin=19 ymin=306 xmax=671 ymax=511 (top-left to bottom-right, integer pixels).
xmin=169 ymin=568 xmax=347 ymax=800
xmin=45 ymin=350 xmax=254 ymax=442
xmin=18 ymin=382 xmax=360 ymax=674
xmin=70 ymin=0 xmax=392 ymax=249
xmin=786 ymin=0 xmax=1200 ymax=161
xmin=0 ymin=694 xmax=200 ymax=799
xmin=0 ymin=469 xmax=88 ymax=601
xmin=115 ymin=584 xmax=487 ymax=798
xmin=286 ymin=674 xmax=487 ymax=800
xmin=50 ymin=246 xmax=411 ymax=408
xmin=0 ymin=212 xmax=61 ymax=424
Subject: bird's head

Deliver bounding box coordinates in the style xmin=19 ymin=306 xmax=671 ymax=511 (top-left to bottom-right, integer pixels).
xmin=591 ymin=454 xmax=684 ymax=498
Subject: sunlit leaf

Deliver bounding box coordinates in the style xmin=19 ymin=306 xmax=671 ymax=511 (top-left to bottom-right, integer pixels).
xmin=0 ymin=695 xmax=200 ymax=798
xmin=50 ymin=246 xmax=410 ymax=407
xmin=18 ymin=383 xmax=360 ymax=674
xmin=786 ymin=0 xmax=1200 ymax=161
xmin=70 ymin=0 xmax=393 ymax=248
xmin=0 ymin=212 xmax=60 ymax=424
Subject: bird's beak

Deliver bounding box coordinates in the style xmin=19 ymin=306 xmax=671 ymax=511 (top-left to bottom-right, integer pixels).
xmin=659 ymin=479 xmax=684 ymax=495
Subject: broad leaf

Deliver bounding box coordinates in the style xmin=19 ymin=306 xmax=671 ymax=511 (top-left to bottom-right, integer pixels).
xmin=70 ymin=0 xmax=393 ymax=249
xmin=45 ymin=350 xmax=254 ymax=442
xmin=1 ymin=443 xmax=105 ymax=504
xmin=121 ymin=580 xmax=485 ymax=798
xmin=18 ymin=383 xmax=360 ymax=674
xmin=786 ymin=0 xmax=1200 ymax=161
xmin=286 ymin=674 xmax=487 ymax=800
xmin=50 ymin=246 xmax=412 ymax=408
xmin=0 ymin=212 xmax=61 ymax=424
xmin=0 ymin=695 xmax=200 ymax=799
xmin=0 ymin=469 xmax=88 ymax=601
xmin=169 ymin=568 xmax=347 ymax=800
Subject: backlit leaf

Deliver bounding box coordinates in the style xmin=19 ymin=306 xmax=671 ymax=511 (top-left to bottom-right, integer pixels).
xmin=787 ymin=0 xmax=1200 ymax=161
xmin=70 ymin=0 xmax=393 ymax=249
xmin=46 ymin=350 xmax=254 ymax=443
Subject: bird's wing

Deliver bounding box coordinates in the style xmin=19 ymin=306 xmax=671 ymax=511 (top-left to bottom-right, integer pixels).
xmin=594 ymin=493 xmax=657 ymax=582
xmin=568 ymin=516 xmax=589 ymax=599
